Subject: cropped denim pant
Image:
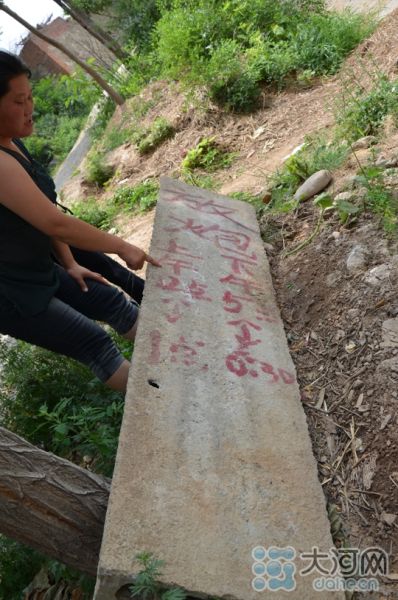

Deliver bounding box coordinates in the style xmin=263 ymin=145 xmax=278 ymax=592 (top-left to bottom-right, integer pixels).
xmin=0 ymin=265 xmax=139 ymax=382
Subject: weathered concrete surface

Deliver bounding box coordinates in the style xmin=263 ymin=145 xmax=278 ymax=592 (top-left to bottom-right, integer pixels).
xmin=94 ymin=178 xmax=344 ymax=600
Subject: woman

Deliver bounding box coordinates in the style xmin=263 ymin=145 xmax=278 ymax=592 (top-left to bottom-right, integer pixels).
xmin=0 ymin=51 xmax=160 ymax=393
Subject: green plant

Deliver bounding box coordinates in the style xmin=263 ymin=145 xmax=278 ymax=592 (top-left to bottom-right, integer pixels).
xmin=268 ymin=135 xmax=349 ymax=210
xmin=103 ymin=125 xmax=134 ymax=151
xmin=206 ymin=40 xmax=260 ymax=112
xmin=38 ymin=397 xmax=124 ymax=476
xmin=137 ymin=117 xmax=175 ymax=154
xmin=71 ymin=197 xmax=117 ymax=230
xmin=113 ymin=180 xmax=159 ymax=213
xmin=354 ymin=165 xmax=398 ymax=232
xmin=130 ymin=552 xmax=187 ymax=600
xmin=85 ymin=151 xmax=115 ymax=187
xmin=314 ymin=192 xmax=360 ymax=225
xmin=229 ymin=190 xmax=265 ymax=218
xmin=0 ymin=536 xmax=44 ymax=600
xmin=25 ymin=73 xmax=98 ymax=168
xmin=154 ymin=0 xmax=374 ymax=110
xmin=182 ymin=137 xmax=235 ymax=172
xmin=0 ymin=340 xmax=124 ymax=476
xmin=181 ymin=171 xmax=218 ymax=189
xmin=335 ymin=72 xmax=398 ymax=141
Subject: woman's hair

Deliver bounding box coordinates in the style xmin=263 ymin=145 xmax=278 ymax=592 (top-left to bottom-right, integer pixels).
xmin=0 ymin=51 xmax=31 ymax=99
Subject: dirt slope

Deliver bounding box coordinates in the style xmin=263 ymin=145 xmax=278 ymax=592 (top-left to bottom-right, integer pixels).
xmin=60 ymin=9 xmax=398 ymax=598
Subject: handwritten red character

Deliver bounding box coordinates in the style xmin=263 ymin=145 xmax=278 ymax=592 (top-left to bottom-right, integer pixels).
xmin=169 ymin=336 xmax=207 ymax=367
xmin=220 ymin=274 xmax=263 ymax=295
xmin=221 ymin=253 xmax=258 ymax=276
xmin=148 ymin=330 xmax=162 ymax=365
xmin=156 ymin=276 xmax=182 ymax=293
xmin=188 ymin=280 xmax=212 ymax=302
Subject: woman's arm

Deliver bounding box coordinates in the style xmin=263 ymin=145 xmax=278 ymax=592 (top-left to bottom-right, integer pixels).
xmin=0 ymin=153 xmax=160 ymax=270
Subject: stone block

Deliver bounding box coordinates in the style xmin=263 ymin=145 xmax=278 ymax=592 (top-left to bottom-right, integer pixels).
xmin=94 ymin=178 xmax=344 ymax=600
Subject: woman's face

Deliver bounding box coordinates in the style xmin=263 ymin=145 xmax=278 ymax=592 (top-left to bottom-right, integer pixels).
xmin=0 ymin=74 xmax=33 ymax=140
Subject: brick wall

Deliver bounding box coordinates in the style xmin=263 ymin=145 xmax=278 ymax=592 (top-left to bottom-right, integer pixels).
xmin=20 ymin=17 xmax=115 ymax=79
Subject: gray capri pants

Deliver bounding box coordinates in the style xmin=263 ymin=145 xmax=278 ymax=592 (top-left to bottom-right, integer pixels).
xmin=0 ymin=265 xmax=139 ymax=382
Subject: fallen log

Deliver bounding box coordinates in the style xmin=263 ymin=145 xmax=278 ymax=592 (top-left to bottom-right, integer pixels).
xmin=0 ymin=426 xmax=110 ymax=576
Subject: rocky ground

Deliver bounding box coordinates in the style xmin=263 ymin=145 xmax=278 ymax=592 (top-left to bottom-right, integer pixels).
xmin=55 ymin=9 xmax=398 ymax=599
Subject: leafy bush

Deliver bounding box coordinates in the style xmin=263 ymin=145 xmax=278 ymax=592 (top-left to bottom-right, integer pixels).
xmin=137 ymin=117 xmax=175 ymax=154
xmin=85 ymin=151 xmax=115 ymax=187
xmin=0 ymin=537 xmax=43 ymax=600
xmin=205 ymin=40 xmax=260 ymax=112
xmin=182 ymin=137 xmax=235 ymax=171
xmin=113 ymin=180 xmax=159 ymax=212
xmin=336 ymin=74 xmax=398 ymax=141
xmin=26 ymin=73 xmax=98 ymax=168
xmin=0 ymin=340 xmax=125 ymax=477
xmin=71 ymin=196 xmax=117 ymax=229
xmin=154 ymin=0 xmax=375 ymax=110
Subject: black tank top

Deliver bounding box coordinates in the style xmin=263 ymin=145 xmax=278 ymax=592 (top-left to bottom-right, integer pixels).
xmin=0 ymin=140 xmax=59 ymax=317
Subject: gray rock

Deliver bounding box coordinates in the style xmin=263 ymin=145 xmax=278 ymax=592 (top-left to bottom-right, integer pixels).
xmin=346 ymin=244 xmax=368 ymax=272
xmin=381 ymin=317 xmax=398 ymax=348
xmin=381 ymin=512 xmax=397 ymax=526
xmin=347 ymin=308 xmax=360 ymax=320
xmin=326 ymin=272 xmax=341 ymax=287
xmin=375 ymin=155 xmax=398 ymax=168
xmin=351 ymin=136 xmax=378 ymax=150
xmin=293 ymin=170 xmax=332 ymax=201
xmin=364 ymin=263 xmax=391 ymax=286
xmin=334 ymin=191 xmax=356 ymax=202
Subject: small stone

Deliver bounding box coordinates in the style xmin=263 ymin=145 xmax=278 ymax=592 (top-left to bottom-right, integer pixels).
xmin=380 ymin=414 xmax=392 ymax=430
xmin=326 ymin=272 xmax=341 ymax=287
xmin=334 ymin=191 xmax=356 ymax=202
xmin=293 ymin=170 xmax=332 ymax=201
xmin=345 ymin=340 xmax=357 ymax=353
xmin=375 ymin=155 xmax=398 ymax=168
xmin=346 ymin=244 xmax=368 ymax=272
xmin=381 ymin=512 xmax=397 ymax=526
xmin=364 ymin=263 xmax=391 ymax=286
xmin=347 ymin=308 xmax=360 ymax=319
xmin=351 ymin=136 xmax=378 ymax=150
xmin=331 ymin=231 xmax=340 ymax=240
xmin=381 ymin=317 xmax=398 ymax=348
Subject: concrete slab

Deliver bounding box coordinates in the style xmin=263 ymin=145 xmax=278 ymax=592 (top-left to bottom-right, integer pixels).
xmin=94 ymin=178 xmax=344 ymax=600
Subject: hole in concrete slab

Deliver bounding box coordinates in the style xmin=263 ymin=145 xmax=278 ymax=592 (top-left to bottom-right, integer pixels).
xmin=148 ymin=379 xmax=160 ymax=388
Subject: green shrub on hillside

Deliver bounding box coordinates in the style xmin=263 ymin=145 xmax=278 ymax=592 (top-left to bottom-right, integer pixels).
xmin=154 ymin=0 xmax=375 ymax=111
xmin=85 ymin=152 xmax=115 ymax=187
xmin=137 ymin=117 xmax=175 ymax=154
xmin=71 ymin=196 xmax=117 ymax=229
xmin=182 ymin=137 xmax=235 ymax=171
xmin=113 ymin=180 xmax=159 ymax=212
xmin=336 ymin=74 xmax=398 ymax=141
